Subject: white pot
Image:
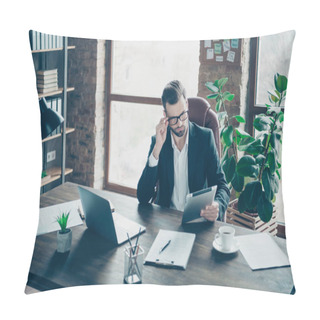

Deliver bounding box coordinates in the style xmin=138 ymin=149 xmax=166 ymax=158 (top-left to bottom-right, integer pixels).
xmin=57 ymin=229 xmax=72 ymax=253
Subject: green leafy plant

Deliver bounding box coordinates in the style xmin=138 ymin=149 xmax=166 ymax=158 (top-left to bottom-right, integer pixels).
xmin=205 ymin=74 xmax=287 ymax=222
xmin=56 ymin=210 xmax=70 ymax=234
xmin=205 ymin=77 xmax=250 ymax=195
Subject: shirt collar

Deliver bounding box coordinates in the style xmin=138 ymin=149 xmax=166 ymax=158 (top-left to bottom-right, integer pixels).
xmin=170 ymin=125 xmax=189 ymax=151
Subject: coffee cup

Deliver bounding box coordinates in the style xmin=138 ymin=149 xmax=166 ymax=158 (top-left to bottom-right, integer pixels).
xmin=214 ymin=226 xmax=235 ymax=251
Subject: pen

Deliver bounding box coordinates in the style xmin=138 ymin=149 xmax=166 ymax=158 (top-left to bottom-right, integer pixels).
xmin=159 ymin=240 xmax=171 ymax=254
xmin=127 ymin=233 xmax=134 ymax=255
xmin=133 ymin=227 xmax=142 ymax=254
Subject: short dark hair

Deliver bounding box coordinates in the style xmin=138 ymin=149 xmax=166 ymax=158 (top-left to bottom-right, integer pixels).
xmin=161 ymin=80 xmax=187 ymax=110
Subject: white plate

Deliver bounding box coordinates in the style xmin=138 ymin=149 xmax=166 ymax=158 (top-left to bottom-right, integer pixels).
xmin=212 ymin=238 xmax=240 ymax=254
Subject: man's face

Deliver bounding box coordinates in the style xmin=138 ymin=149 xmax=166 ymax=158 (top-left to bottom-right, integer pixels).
xmin=165 ymin=97 xmax=189 ymax=138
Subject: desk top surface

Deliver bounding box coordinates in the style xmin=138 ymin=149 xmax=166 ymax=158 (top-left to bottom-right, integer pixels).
xmin=27 ymin=182 xmax=294 ymax=294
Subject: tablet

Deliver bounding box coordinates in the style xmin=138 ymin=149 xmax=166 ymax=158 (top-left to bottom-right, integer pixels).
xmin=182 ymin=186 xmax=217 ymax=224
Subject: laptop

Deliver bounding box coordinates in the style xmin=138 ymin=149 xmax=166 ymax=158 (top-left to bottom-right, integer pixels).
xmin=78 ymin=186 xmax=145 ymax=245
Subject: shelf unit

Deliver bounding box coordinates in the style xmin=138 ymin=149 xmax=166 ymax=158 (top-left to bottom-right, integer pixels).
xmin=31 ymin=35 xmax=75 ymax=191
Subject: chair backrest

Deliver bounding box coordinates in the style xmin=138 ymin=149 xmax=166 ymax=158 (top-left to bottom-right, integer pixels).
xmin=188 ymin=97 xmax=221 ymax=157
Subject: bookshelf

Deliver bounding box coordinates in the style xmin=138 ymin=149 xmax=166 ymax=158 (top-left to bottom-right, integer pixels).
xmin=30 ymin=31 xmax=75 ymax=191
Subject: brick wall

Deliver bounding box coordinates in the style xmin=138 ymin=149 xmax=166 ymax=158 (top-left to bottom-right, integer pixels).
xmin=66 ymin=37 xmax=107 ymax=188
xmin=197 ymin=38 xmax=251 ymax=132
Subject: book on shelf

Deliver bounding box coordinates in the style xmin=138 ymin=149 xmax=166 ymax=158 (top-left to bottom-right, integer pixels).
xmin=36 ymin=70 xmax=59 ymax=93
xmin=36 ymin=78 xmax=58 ymax=85
xmin=29 ymin=31 xmax=64 ymax=50
xmin=36 ymin=69 xmax=58 ymax=76
xmin=37 ymin=86 xmax=59 ymax=94
xmin=37 ymin=82 xmax=58 ymax=89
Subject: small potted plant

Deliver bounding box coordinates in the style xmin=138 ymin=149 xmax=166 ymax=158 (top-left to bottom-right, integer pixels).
xmin=205 ymin=74 xmax=287 ymax=223
xmin=56 ymin=210 xmax=72 ymax=253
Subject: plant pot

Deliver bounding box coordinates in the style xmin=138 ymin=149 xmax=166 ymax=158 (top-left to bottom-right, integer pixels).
xmin=57 ymin=228 xmax=72 ymax=253
xmin=226 ymin=199 xmax=278 ymax=235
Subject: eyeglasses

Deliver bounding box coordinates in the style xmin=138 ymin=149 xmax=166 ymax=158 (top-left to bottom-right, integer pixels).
xmin=167 ymin=110 xmax=189 ymax=126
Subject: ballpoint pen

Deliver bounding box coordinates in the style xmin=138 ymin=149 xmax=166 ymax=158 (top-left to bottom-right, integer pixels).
xmin=159 ymin=240 xmax=171 ymax=254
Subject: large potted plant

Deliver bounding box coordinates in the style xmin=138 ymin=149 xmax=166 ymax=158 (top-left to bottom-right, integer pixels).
xmin=56 ymin=210 xmax=72 ymax=253
xmin=205 ymin=74 xmax=287 ymax=223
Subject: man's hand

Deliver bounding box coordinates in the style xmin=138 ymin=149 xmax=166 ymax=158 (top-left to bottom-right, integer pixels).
xmin=152 ymin=117 xmax=168 ymax=159
xmin=200 ymin=201 xmax=219 ymax=221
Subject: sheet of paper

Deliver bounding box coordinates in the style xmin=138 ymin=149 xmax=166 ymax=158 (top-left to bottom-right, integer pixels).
xmin=144 ymin=229 xmax=195 ymax=269
xmin=204 ymin=40 xmax=212 ymax=48
xmin=231 ymin=39 xmax=239 ymax=48
xmin=227 ymin=50 xmax=235 ymax=62
xmin=206 ymin=48 xmax=214 ymax=59
xmin=237 ymin=233 xmax=290 ymax=270
xmin=37 ymin=200 xmax=84 ymax=235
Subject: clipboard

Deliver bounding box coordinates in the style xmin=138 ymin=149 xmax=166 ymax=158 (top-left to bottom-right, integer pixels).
xmin=144 ymin=230 xmax=196 ymax=270
xmin=182 ymin=186 xmax=217 ymax=223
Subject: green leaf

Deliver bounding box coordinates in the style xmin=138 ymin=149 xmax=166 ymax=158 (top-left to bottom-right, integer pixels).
xmin=274 ymin=74 xmax=288 ymax=93
xmin=222 ymin=155 xmax=236 ymax=183
xmin=205 ymin=81 xmax=219 ymax=93
xmin=222 ymin=91 xmax=234 ymax=102
xmin=267 ymin=149 xmax=276 ymax=173
xmin=238 ymin=139 xmax=265 ymax=155
xmin=218 ymin=78 xmax=228 ymax=89
xmin=262 ymin=168 xmax=273 ymax=200
xmin=253 ymin=116 xmax=272 ymax=131
xmin=238 ymin=191 xmax=247 ymax=213
xmin=207 ymin=93 xmax=219 ymax=99
xmin=217 ymin=111 xmax=227 ymax=127
xmin=278 ymin=112 xmax=284 ymax=123
xmin=269 ymin=132 xmax=276 ymax=149
xmin=255 ymin=154 xmax=266 ymax=165
xmin=216 ymin=100 xmax=222 ymax=112
xmin=235 ymin=128 xmax=252 ymax=139
xmin=221 ymin=146 xmax=230 ymax=164
xmin=257 ymin=192 xmax=273 ymax=222
xmin=268 ymin=92 xmax=279 ymax=103
xmin=237 ymin=135 xmax=255 ymax=146
xmin=233 ymin=115 xmax=245 ymax=123
xmin=231 ymin=171 xmax=244 ymax=192
xmin=236 ymin=155 xmax=259 ymax=178
xmin=222 ymin=125 xmax=233 ymax=147
xmin=266 ymin=106 xmax=282 ymax=115
xmin=243 ymin=181 xmax=262 ymax=210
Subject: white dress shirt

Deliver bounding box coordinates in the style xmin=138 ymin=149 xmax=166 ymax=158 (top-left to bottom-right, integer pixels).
xmin=148 ymin=129 xmax=189 ymax=211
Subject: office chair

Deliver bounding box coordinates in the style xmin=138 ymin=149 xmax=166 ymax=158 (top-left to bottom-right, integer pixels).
xmin=188 ymin=97 xmax=221 ymax=157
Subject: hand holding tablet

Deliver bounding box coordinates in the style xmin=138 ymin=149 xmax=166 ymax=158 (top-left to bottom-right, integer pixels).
xmin=182 ymin=186 xmax=217 ymax=224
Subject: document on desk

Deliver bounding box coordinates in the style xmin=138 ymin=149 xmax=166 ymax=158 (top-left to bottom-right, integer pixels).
xmin=37 ymin=200 xmax=84 ymax=235
xmin=144 ymin=229 xmax=196 ymax=270
xmin=237 ymin=233 xmax=290 ymax=270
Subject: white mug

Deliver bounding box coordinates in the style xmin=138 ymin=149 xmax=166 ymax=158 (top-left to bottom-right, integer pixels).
xmin=214 ymin=226 xmax=235 ymax=251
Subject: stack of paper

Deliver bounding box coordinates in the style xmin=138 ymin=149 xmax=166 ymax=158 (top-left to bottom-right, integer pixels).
xmin=237 ymin=233 xmax=290 ymax=270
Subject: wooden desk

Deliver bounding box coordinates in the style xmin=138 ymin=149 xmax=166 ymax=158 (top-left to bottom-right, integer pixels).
xmin=26 ymin=182 xmax=295 ymax=294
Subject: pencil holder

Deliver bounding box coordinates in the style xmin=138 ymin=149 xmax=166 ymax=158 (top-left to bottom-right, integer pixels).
xmin=124 ymin=245 xmax=144 ymax=284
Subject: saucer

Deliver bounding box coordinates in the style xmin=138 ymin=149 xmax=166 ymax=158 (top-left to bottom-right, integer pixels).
xmin=212 ymin=238 xmax=240 ymax=254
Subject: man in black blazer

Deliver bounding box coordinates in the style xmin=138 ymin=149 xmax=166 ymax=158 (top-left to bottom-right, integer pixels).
xmin=137 ymin=80 xmax=230 ymax=221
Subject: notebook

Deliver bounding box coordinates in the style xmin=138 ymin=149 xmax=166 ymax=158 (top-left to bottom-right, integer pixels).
xmin=144 ymin=229 xmax=196 ymax=269
xmin=78 ymin=186 xmax=145 ymax=244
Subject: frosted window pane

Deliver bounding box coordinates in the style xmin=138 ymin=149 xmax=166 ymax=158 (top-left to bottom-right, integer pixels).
xmin=111 ymin=41 xmax=200 ymax=98
xmin=109 ymin=101 xmax=163 ymax=189
xmin=256 ymin=32 xmax=295 ymax=106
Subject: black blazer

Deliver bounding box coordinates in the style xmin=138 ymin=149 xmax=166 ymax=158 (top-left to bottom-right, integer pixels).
xmin=137 ymin=121 xmax=230 ymax=221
